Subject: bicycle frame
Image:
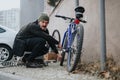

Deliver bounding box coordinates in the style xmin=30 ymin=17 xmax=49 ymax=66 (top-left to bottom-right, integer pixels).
xmin=62 ymin=22 xmax=78 ymax=51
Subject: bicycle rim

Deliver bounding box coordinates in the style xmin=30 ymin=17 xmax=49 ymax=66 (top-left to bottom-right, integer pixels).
xmin=67 ymin=25 xmax=84 ymax=72
xmin=52 ymin=29 xmax=61 ymax=43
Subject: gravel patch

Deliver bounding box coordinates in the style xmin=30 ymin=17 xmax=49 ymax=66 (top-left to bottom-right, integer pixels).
xmin=0 ymin=62 xmax=103 ymax=80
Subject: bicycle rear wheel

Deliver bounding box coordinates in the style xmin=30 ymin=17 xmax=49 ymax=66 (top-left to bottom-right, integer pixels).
xmin=52 ymin=29 xmax=61 ymax=43
xmin=67 ymin=25 xmax=84 ymax=72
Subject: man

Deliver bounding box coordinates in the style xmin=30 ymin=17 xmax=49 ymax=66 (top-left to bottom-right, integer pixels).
xmin=13 ymin=13 xmax=61 ymax=68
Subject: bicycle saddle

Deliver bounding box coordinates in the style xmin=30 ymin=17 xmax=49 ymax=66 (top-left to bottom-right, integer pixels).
xmin=75 ymin=6 xmax=85 ymax=19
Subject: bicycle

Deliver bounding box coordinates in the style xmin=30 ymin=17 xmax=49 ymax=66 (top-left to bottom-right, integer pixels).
xmin=52 ymin=6 xmax=87 ymax=72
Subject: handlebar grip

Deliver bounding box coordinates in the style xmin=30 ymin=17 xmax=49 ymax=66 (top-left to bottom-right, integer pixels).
xmin=55 ymin=15 xmax=67 ymax=20
xmin=80 ymin=20 xmax=87 ymax=23
xmin=55 ymin=15 xmax=62 ymax=17
xmin=55 ymin=15 xmax=65 ymax=18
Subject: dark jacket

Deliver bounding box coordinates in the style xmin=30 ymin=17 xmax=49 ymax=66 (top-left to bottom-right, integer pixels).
xmin=13 ymin=20 xmax=59 ymax=57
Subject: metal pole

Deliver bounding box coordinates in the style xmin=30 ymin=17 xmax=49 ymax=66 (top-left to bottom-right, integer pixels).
xmin=75 ymin=0 xmax=79 ymax=7
xmin=99 ymin=0 xmax=106 ymax=71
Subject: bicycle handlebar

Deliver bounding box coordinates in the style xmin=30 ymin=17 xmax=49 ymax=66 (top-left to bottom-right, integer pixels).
xmin=55 ymin=15 xmax=74 ymax=21
xmin=55 ymin=15 xmax=87 ymax=23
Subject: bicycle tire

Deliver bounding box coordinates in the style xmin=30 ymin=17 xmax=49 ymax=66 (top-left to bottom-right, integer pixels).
xmin=52 ymin=29 xmax=61 ymax=43
xmin=60 ymin=34 xmax=68 ymax=66
xmin=67 ymin=24 xmax=84 ymax=72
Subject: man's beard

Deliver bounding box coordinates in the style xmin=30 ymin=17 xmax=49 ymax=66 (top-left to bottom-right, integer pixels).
xmin=41 ymin=26 xmax=47 ymax=30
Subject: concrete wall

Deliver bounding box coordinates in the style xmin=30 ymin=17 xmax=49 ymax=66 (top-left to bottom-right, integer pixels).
xmin=46 ymin=0 xmax=120 ymax=65
xmin=78 ymin=0 xmax=120 ymax=65
xmin=20 ymin=0 xmax=44 ymax=27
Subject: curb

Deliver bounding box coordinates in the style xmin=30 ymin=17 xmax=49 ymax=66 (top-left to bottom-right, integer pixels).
xmin=0 ymin=71 xmax=33 ymax=80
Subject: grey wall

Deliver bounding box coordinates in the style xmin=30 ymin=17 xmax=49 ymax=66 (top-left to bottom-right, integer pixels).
xmin=46 ymin=0 xmax=120 ymax=65
xmin=79 ymin=0 xmax=120 ymax=64
xmin=20 ymin=0 xmax=44 ymax=27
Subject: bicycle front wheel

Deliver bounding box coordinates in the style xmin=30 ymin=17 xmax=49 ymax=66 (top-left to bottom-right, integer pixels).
xmin=67 ymin=24 xmax=84 ymax=72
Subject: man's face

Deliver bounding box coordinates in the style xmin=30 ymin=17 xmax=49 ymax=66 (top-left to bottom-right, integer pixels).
xmin=38 ymin=20 xmax=49 ymax=30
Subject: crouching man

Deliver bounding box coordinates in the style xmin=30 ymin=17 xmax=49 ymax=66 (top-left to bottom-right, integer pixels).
xmin=13 ymin=13 xmax=62 ymax=68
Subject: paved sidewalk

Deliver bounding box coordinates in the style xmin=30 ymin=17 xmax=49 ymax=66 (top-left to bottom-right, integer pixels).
xmin=0 ymin=62 xmax=103 ymax=80
xmin=0 ymin=71 xmax=32 ymax=80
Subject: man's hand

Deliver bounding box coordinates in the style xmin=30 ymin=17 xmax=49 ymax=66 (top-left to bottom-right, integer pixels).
xmin=57 ymin=53 xmax=62 ymax=61
xmin=57 ymin=43 xmax=62 ymax=50
xmin=56 ymin=43 xmax=62 ymax=61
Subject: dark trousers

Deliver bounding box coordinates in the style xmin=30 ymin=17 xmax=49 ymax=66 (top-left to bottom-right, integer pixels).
xmin=24 ymin=37 xmax=49 ymax=62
